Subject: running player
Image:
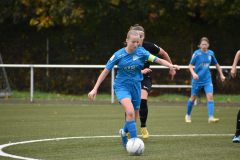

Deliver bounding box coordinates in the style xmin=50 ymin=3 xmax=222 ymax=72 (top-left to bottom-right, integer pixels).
xmin=88 ymin=30 xmax=179 ymax=148
xmin=230 ymin=50 xmax=240 ymax=143
xmin=185 ymin=37 xmax=225 ymax=123
xmin=130 ymin=24 xmax=176 ymax=139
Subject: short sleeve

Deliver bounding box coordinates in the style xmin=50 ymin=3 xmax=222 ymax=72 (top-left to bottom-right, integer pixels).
xmin=143 ymin=41 xmax=160 ymax=55
xmin=105 ymin=53 xmax=119 ymax=70
xmin=211 ymin=54 xmax=218 ymax=65
xmin=190 ymin=53 xmax=197 ymax=65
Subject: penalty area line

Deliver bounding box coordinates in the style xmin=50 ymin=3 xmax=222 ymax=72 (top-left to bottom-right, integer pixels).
xmin=0 ymin=134 xmax=233 ymax=160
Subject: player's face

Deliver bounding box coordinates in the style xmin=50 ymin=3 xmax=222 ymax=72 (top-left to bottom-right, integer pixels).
xmin=137 ymin=31 xmax=145 ymax=46
xmin=199 ymin=40 xmax=209 ymax=52
xmin=126 ymin=34 xmax=140 ymax=52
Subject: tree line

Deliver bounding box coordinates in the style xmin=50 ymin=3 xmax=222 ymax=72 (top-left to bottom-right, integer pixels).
xmin=0 ymin=0 xmax=240 ymax=94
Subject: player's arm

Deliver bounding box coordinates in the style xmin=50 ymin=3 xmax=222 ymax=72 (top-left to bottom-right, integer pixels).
xmin=88 ymin=52 xmax=118 ymax=101
xmin=88 ymin=68 xmax=110 ymax=101
xmin=189 ymin=53 xmax=198 ymax=80
xmin=215 ymin=64 xmax=225 ymax=82
xmin=211 ymin=54 xmax=225 ymax=82
xmin=158 ymin=48 xmax=172 ymax=64
xmin=149 ymin=55 xmax=179 ymax=70
xmin=189 ymin=64 xmax=198 ymax=80
xmin=158 ymin=48 xmax=176 ymax=80
xmin=231 ymin=50 xmax=240 ymax=78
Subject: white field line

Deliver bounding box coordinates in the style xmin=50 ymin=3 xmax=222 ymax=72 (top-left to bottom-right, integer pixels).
xmin=0 ymin=134 xmax=233 ymax=160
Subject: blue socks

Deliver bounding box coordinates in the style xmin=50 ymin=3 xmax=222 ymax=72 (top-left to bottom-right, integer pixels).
xmin=207 ymin=101 xmax=214 ymax=118
xmin=186 ymin=100 xmax=194 ymax=115
xmin=124 ymin=120 xmax=137 ymax=138
xmin=186 ymin=100 xmax=215 ymax=118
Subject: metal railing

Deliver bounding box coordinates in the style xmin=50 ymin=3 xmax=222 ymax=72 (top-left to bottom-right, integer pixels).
xmin=0 ymin=64 xmax=239 ymax=103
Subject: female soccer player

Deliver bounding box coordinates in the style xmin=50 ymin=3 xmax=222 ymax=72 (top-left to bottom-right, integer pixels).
xmin=88 ymin=30 xmax=179 ymax=148
xmin=231 ymin=50 xmax=240 ymax=143
xmin=185 ymin=37 xmax=225 ymax=123
xmin=130 ymin=24 xmax=176 ymax=139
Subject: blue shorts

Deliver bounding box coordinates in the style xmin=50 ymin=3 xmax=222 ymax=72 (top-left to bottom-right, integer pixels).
xmin=191 ymin=83 xmax=213 ymax=96
xmin=114 ymin=82 xmax=141 ymax=110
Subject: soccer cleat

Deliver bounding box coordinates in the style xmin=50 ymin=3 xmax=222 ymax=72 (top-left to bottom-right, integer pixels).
xmin=208 ymin=117 xmax=219 ymax=123
xmin=119 ymin=129 xmax=128 ymax=148
xmin=185 ymin=115 xmax=192 ymax=123
xmin=141 ymin=127 xmax=149 ymax=139
xmin=232 ymin=135 xmax=240 ymax=143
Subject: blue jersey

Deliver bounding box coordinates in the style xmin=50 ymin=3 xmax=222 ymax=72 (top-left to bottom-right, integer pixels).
xmin=190 ymin=49 xmax=218 ymax=85
xmin=106 ymin=46 xmax=157 ymax=84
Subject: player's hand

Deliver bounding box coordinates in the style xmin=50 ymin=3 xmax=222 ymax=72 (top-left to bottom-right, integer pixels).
xmin=220 ymin=75 xmax=226 ymax=82
xmin=169 ymin=69 xmax=176 ymax=80
xmin=141 ymin=68 xmax=152 ymax=74
xmin=230 ymin=68 xmax=237 ymax=78
xmin=172 ymin=64 xmax=180 ymax=70
xmin=88 ymin=89 xmax=97 ymax=101
xmin=192 ymin=73 xmax=199 ymax=80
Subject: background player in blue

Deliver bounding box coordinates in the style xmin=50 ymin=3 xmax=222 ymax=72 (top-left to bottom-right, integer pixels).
xmin=88 ymin=30 xmax=179 ymax=149
xmin=230 ymin=50 xmax=240 ymax=143
xmin=130 ymin=24 xmax=176 ymax=139
xmin=185 ymin=37 xmax=225 ymax=123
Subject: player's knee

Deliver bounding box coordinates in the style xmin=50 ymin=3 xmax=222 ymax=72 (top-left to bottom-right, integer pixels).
xmin=126 ymin=111 xmax=135 ymax=120
xmin=189 ymin=96 xmax=196 ymax=102
xmin=207 ymin=94 xmax=213 ymax=101
xmin=135 ymin=112 xmax=139 ymax=120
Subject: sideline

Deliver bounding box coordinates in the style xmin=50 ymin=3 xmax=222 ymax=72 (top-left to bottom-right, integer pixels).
xmin=0 ymin=134 xmax=233 ymax=160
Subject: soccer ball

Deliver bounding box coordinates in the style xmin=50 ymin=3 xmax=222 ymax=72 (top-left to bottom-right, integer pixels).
xmin=126 ymin=138 xmax=145 ymax=156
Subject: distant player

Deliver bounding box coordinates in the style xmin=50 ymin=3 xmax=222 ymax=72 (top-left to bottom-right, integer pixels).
xmin=130 ymin=24 xmax=176 ymax=139
xmin=88 ymin=30 xmax=179 ymax=148
xmin=185 ymin=37 xmax=225 ymax=123
xmin=230 ymin=50 xmax=240 ymax=143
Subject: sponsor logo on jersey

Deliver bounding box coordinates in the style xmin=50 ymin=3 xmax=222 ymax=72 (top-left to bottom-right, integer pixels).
xmin=201 ymin=63 xmax=210 ymax=67
xmin=123 ymin=65 xmax=137 ymax=71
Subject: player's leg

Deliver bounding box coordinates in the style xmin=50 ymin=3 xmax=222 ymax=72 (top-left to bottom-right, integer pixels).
xmin=119 ymin=98 xmax=137 ymax=148
xmin=121 ymin=98 xmax=137 ymax=135
xmin=123 ymin=81 xmax=142 ymax=140
xmin=140 ymin=89 xmax=148 ymax=128
xmin=204 ymin=83 xmax=219 ymax=123
xmin=185 ymin=84 xmax=198 ymax=123
xmin=140 ymin=78 xmax=151 ymax=138
xmin=140 ymin=89 xmax=149 ymax=138
xmin=114 ymin=85 xmax=134 ymax=148
xmin=233 ymin=110 xmax=240 ymax=143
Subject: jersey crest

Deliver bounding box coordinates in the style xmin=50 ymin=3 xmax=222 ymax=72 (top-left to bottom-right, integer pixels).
xmin=133 ymin=55 xmax=140 ymax=61
xmin=208 ymin=55 xmax=211 ymax=61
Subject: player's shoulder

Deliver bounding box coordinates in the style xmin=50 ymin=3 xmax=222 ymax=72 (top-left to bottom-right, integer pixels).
xmin=208 ymin=49 xmax=215 ymax=55
xmin=114 ymin=48 xmax=127 ymax=56
xmin=143 ymin=41 xmax=160 ymax=49
xmin=137 ymin=46 xmax=147 ymax=52
xmin=110 ymin=48 xmax=127 ymax=60
xmin=134 ymin=47 xmax=150 ymax=57
xmin=193 ymin=49 xmax=201 ymax=56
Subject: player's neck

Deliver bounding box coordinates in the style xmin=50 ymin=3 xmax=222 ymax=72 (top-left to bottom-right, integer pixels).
xmin=125 ymin=47 xmax=135 ymax=54
xmin=200 ymin=49 xmax=208 ymax=53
